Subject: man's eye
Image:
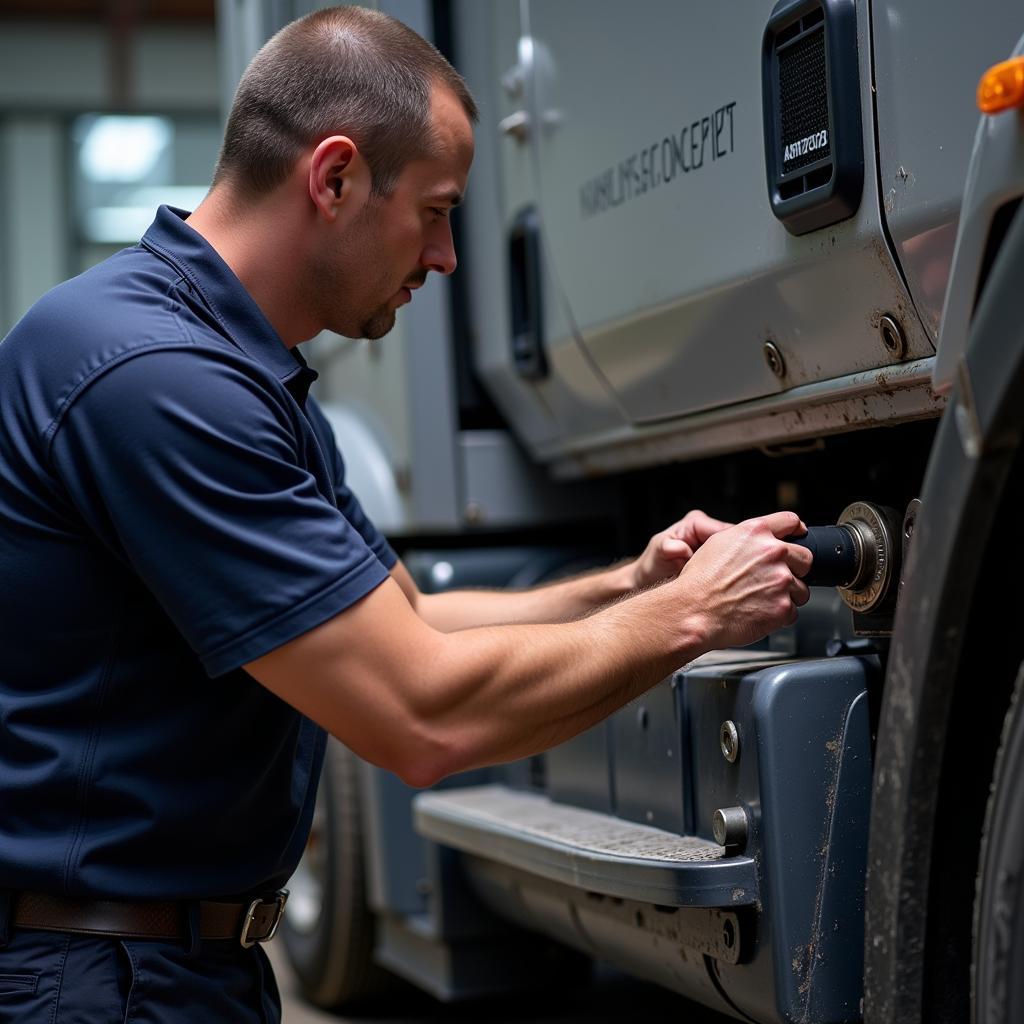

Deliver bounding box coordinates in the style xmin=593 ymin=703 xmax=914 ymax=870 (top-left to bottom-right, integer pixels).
xmin=431 ymin=207 xmax=449 ymax=220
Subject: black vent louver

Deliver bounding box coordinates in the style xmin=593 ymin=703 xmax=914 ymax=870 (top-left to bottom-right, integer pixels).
xmin=762 ymin=0 xmax=863 ymax=235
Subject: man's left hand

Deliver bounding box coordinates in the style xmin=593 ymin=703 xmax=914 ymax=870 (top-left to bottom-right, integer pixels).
xmin=629 ymin=510 xmax=733 ymax=590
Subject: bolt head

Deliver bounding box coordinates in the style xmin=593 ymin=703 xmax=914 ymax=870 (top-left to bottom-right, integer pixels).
xmin=712 ymin=806 xmax=749 ymax=849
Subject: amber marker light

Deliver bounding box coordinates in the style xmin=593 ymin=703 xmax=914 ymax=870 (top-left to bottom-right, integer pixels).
xmin=977 ymin=55 xmax=1024 ymax=114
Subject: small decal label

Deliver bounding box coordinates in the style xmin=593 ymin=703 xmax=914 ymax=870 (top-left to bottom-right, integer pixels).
xmin=783 ymin=129 xmax=829 ymax=163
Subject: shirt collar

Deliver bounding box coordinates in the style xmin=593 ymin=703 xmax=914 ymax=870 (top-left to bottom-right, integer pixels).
xmin=140 ymin=205 xmax=318 ymax=405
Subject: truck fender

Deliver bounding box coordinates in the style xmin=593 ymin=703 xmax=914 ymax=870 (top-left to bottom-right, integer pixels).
xmin=865 ymin=42 xmax=1024 ymax=1022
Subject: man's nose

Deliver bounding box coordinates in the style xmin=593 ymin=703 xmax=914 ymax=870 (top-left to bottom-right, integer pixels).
xmin=421 ymin=225 xmax=457 ymax=276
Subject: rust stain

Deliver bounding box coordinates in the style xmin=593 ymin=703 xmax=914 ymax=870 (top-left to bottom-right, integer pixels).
xmin=792 ymin=944 xmax=808 ymax=975
xmin=793 ymin=943 xmax=814 ymax=995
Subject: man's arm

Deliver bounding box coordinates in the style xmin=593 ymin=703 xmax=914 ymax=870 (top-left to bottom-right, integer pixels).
xmin=389 ymin=558 xmax=637 ymax=630
xmin=389 ymin=509 xmax=744 ymax=631
xmin=245 ymin=513 xmax=811 ymax=787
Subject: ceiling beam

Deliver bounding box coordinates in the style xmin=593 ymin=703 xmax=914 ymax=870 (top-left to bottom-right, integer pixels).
xmin=0 ymin=0 xmax=214 ymax=22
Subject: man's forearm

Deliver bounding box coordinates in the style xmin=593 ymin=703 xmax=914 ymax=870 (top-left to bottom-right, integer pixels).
xmin=246 ymin=574 xmax=705 ymax=788
xmin=415 ymin=560 xmax=637 ymax=631
xmin=405 ymin=581 xmax=707 ymax=780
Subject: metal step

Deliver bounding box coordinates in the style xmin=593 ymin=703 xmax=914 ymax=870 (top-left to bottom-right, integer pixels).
xmin=414 ymin=784 xmax=757 ymax=908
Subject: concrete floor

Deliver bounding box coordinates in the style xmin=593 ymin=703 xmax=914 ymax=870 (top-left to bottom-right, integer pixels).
xmin=267 ymin=941 xmax=737 ymax=1024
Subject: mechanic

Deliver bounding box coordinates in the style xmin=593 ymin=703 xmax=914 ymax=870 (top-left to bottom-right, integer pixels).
xmin=0 ymin=5 xmax=811 ymax=1021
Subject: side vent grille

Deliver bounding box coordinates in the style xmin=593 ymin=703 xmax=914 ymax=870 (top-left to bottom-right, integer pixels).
xmin=762 ymin=0 xmax=863 ymax=235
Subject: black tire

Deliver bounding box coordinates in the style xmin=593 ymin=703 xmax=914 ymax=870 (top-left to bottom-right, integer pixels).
xmin=974 ymin=665 xmax=1024 ymax=1023
xmin=280 ymin=737 xmax=390 ymax=1010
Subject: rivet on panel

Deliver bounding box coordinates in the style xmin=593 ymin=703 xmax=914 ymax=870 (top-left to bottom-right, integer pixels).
xmin=764 ymin=341 xmax=787 ymax=379
xmin=720 ymin=720 xmax=740 ymax=763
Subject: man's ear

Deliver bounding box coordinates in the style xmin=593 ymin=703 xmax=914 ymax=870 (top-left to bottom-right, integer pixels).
xmin=308 ymin=135 xmax=372 ymax=221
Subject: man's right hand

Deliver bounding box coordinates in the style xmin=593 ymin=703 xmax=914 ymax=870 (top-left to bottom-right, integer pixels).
xmin=673 ymin=510 xmax=813 ymax=650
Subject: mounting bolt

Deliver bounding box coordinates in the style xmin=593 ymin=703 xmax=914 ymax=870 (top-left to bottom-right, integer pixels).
xmin=713 ymin=806 xmax=748 ymax=849
xmin=764 ymin=341 xmax=786 ymax=379
xmin=879 ymin=314 xmax=906 ymax=359
xmin=720 ymin=721 xmax=740 ymax=763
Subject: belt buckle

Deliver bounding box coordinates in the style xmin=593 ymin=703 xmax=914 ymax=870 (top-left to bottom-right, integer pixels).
xmin=239 ymin=889 xmax=288 ymax=949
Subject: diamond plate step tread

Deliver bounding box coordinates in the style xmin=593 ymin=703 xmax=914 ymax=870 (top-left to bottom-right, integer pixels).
xmin=414 ymin=784 xmax=757 ymax=908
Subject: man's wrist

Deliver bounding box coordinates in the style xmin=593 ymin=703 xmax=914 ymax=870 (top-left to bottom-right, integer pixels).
xmin=648 ymin=586 xmax=711 ymax=667
xmin=596 ymin=582 xmax=711 ymax=675
xmin=603 ymin=559 xmax=639 ymax=599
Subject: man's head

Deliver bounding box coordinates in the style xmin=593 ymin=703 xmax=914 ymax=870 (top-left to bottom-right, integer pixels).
xmin=210 ymin=5 xmax=477 ymax=341
xmin=214 ymin=5 xmax=476 ymax=199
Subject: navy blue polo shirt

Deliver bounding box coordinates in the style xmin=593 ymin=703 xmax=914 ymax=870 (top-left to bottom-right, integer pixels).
xmin=0 ymin=205 xmax=396 ymax=900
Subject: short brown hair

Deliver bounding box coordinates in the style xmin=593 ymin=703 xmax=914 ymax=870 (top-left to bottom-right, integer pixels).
xmin=214 ymin=5 xmax=477 ymax=197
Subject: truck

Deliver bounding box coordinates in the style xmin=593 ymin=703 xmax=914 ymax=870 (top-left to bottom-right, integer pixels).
xmin=217 ymin=2 xmax=1024 ymax=1021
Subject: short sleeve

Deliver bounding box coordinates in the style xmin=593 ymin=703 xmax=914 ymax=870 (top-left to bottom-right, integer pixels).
xmin=304 ymin=399 xmax=398 ymax=571
xmin=48 ymin=347 xmax=389 ymax=676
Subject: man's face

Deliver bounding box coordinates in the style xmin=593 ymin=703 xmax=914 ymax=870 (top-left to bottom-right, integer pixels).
xmin=315 ymin=85 xmax=474 ymax=340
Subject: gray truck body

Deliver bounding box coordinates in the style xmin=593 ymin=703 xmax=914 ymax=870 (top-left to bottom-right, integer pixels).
xmin=219 ymin=3 xmax=1024 ymax=1021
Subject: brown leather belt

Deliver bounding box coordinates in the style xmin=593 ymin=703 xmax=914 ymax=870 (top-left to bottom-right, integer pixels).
xmin=13 ymin=890 xmax=288 ymax=948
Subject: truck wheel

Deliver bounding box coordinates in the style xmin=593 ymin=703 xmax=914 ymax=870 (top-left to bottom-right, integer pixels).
xmin=974 ymin=667 xmax=1024 ymax=1022
xmin=280 ymin=737 xmax=389 ymax=1009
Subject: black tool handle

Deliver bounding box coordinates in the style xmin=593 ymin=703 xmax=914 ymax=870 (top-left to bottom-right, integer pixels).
xmin=787 ymin=525 xmax=859 ymax=587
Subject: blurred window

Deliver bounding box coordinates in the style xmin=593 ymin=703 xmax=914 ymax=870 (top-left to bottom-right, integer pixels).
xmin=71 ymin=112 xmax=220 ymax=268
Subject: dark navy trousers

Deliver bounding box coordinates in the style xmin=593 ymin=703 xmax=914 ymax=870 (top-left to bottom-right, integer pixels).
xmin=0 ymin=927 xmax=281 ymax=1022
